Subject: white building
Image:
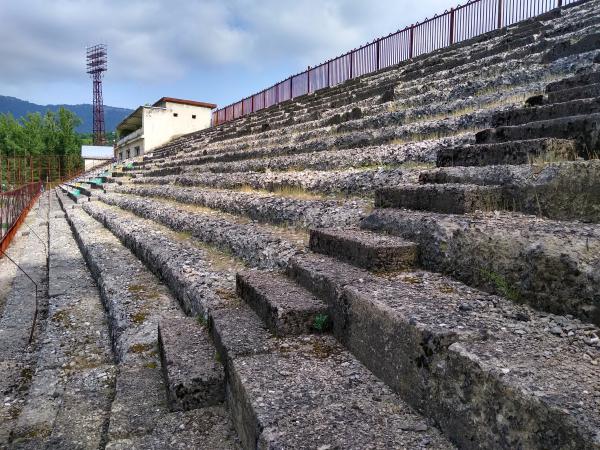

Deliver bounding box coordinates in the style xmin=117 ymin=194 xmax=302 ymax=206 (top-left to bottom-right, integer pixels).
xmin=114 ymin=97 xmax=216 ymax=160
xmin=81 ymin=145 xmax=113 ymax=170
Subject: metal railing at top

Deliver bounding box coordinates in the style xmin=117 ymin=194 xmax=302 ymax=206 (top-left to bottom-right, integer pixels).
xmin=212 ymin=0 xmax=579 ymax=127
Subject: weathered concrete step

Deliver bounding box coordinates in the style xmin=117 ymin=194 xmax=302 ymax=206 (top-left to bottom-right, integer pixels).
xmin=309 ymin=227 xmax=418 ymax=271
xmin=66 ymin=183 xmax=99 ymax=198
xmin=228 ymin=334 xmax=454 ymax=449
xmin=10 ymin=197 xmax=116 ymax=449
xmin=96 ymin=192 xmax=305 ymax=270
xmin=236 ymin=270 xmax=329 ymax=336
xmin=546 ymin=70 xmax=600 ymax=93
xmin=493 ymin=97 xmax=600 ymax=128
xmin=56 ymin=191 xmax=240 ymax=448
xmin=77 ymin=192 xmax=454 ymax=449
xmin=288 ymin=252 xmax=600 ymax=450
xmin=58 ymin=192 xmax=182 ymax=363
xmin=547 ymin=82 xmax=600 ymax=104
xmin=109 ymin=171 xmax=131 ymax=178
xmin=104 ymin=406 xmax=239 ymax=450
xmin=436 ymin=138 xmax=578 ymax=167
xmin=375 ymin=183 xmax=503 ymax=214
xmin=158 ymin=317 xmax=225 ymax=411
xmin=60 ymin=185 xmax=90 ymax=203
xmin=419 ymin=160 xmax=600 ymax=222
xmin=361 ymin=207 xmax=600 ymax=325
xmin=0 ymin=197 xmax=49 ymax=445
xmin=80 ymin=179 xmax=105 ymax=189
xmin=112 ymin=184 xmax=368 ymax=229
xmin=476 ymin=113 xmax=600 ymax=157
xmin=542 ymin=30 xmax=600 ymax=63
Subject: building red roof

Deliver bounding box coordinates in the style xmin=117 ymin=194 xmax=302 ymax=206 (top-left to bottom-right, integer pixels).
xmin=153 ymin=97 xmax=217 ymax=109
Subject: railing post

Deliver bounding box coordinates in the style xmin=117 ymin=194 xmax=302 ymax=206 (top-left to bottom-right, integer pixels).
xmin=557 ymin=0 xmax=563 ymax=6
xmin=349 ymin=52 xmax=354 ymax=79
xmin=449 ymin=8 xmax=455 ymax=45
xmin=409 ymin=25 xmax=415 ymax=59
xmin=307 ymin=67 xmax=310 ymax=94
xmin=497 ymin=0 xmax=503 ymax=29
xmin=251 ymin=95 xmax=254 ymax=113
xmin=376 ymin=40 xmax=380 ymax=70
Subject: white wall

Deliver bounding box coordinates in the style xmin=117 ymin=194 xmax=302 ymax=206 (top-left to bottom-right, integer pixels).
xmin=143 ymin=102 xmax=212 ymax=151
xmin=115 ymin=136 xmax=144 ymax=160
xmin=115 ymin=101 xmax=213 ymax=160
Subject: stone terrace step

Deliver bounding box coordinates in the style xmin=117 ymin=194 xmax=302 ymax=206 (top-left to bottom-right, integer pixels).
xmin=361 ymin=207 xmax=600 ymax=325
xmin=148 ymin=0 xmax=600 ymax=161
xmin=132 ymin=166 xmax=421 ymax=199
xmin=60 ymin=185 xmax=90 ymax=203
xmin=236 ymin=270 xmax=329 ymax=336
xmin=96 ymin=192 xmax=304 ymax=270
xmin=309 ymin=227 xmax=419 ymax=272
xmin=66 ymin=183 xmax=99 ymax=198
xmin=55 ymin=191 xmax=239 ymax=448
xmin=158 ymin=317 xmax=225 ymax=411
xmin=288 ymin=252 xmax=600 ymax=450
xmin=76 ymin=193 xmax=455 ymax=449
xmin=227 ymin=334 xmax=454 ymax=449
xmin=547 ymin=81 xmax=600 ymax=104
xmin=545 ymin=69 xmax=600 ymax=93
xmin=418 ymin=160 xmax=600 ymax=222
xmin=9 ymin=195 xmax=116 ymax=449
xmin=148 ymin=50 xmax=568 ymax=167
xmin=475 ymin=113 xmax=600 ymax=157
xmin=436 ymin=138 xmax=577 ymax=167
xmin=375 ymin=183 xmax=504 ymax=214
xmin=0 ymin=197 xmax=49 ymax=445
xmin=112 ymin=184 xmax=369 ymax=229
xmin=492 ymin=97 xmax=600 ymax=128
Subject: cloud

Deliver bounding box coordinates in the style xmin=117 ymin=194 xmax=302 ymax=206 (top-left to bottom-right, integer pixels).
xmin=0 ymin=0 xmax=458 ymax=104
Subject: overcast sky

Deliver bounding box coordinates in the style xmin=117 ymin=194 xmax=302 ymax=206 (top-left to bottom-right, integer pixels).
xmin=0 ymin=0 xmax=459 ymax=109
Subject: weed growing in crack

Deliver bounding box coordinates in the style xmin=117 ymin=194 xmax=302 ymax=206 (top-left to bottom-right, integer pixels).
xmin=197 ymin=314 xmax=208 ymax=328
xmin=480 ymin=268 xmax=520 ymax=302
xmin=313 ymin=314 xmax=330 ymax=332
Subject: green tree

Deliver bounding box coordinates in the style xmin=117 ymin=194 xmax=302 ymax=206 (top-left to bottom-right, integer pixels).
xmin=0 ymin=107 xmax=85 ymax=187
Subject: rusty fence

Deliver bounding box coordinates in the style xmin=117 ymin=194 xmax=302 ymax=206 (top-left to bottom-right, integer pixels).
xmin=212 ymin=0 xmax=579 ymax=126
xmin=0 ymin=155 xmax=84 ymax=192
xmin=0 ymin=182 xmax=42 ymax=253
xmin=0 ymin=155 xmax=84 ymax=252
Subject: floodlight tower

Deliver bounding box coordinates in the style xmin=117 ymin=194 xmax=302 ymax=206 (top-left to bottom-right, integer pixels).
xmin=86 ymin=44 xmax=108 ymax=145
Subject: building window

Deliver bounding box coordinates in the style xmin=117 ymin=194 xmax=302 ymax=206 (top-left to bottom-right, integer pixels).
xmin=126 ymin=149 xmax=130 ymax=159
xmin=135 ymin=146 xmax=140 ymax=157
xmin=119 ymin=152 xmax=123 ymax=160
xmin=192 ymin=114 xmax=196 ymax=119
xmin=173 ymin=113 xmax=178 ymax=117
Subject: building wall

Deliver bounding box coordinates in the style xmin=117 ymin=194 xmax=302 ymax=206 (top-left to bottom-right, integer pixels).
xmin=142 ymin=102 xmax=212 ymax=152
xmin=115 ymin=136 xmax=144 ymax=161
xmin=115 ymin=101 xmax=213 ymax=161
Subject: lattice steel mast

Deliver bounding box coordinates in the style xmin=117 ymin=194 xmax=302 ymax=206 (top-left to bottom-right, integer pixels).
xmin=86 ymin=44 xmax=107 ymax=145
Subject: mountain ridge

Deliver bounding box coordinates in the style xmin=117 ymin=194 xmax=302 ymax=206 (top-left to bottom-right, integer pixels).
xmin=0 ymin=95 xmax=133 ymax=133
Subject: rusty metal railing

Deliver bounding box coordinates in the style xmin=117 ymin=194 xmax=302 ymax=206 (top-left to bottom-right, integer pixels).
xmin=0 ymin=155 xmax=84 ymax=192
xmin=0 ymin=182 xmax=42 ymax=253
xmin=212 ymin=0 xmax=579 ymax=127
